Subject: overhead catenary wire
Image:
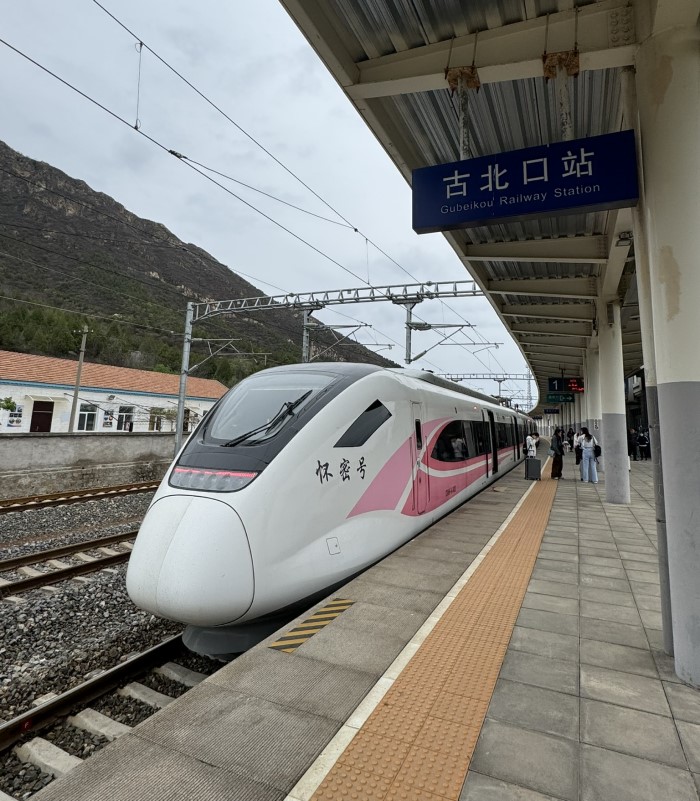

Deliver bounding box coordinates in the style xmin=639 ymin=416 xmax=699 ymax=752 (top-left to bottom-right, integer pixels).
xmin=0 ymin=35 xmax=514 ymax=380
xmin=84 ymin=1 xmax=514 ymax=375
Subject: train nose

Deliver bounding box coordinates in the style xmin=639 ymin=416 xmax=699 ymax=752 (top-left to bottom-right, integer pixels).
xmin=126 ymin=495 xmax=254 ymax=627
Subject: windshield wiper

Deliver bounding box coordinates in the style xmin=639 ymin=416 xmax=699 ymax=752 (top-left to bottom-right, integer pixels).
xmin=222 ymin=390 xmax=313 ymax=447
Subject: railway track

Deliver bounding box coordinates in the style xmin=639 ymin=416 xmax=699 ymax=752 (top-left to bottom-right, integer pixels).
xmin=0 ymin=533 xmax=137 ymax=598
xmin=0 ymin=635 xmax=185 ymax=753
xmin=0 ymin=482 xmax=159 ymax=515
xmin=0 ymin=634 xmax=223 ymax=799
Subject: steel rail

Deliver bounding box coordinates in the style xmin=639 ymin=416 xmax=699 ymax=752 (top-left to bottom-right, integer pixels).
xmin=0 ymin=531 xmax=138 ymax=572
xmin=0 ymin=635 xmax=183 ymax=752
xmin=0 ymin=552 xmax=132 ymax=597
xmin=0 ymin=481 xmax=159 ymax=514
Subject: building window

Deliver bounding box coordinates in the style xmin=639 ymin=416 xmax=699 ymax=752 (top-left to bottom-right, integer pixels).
xmin=78 ymin=404 xmax=97 ymax=431
xmin=117 ymin=406 xmax=134 ymax=431
xmin=149 ymin=408 xmax=164 ymax=432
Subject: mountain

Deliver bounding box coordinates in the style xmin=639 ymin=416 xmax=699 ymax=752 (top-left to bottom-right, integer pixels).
xmin=0 ymin=140 xmax=397 ymax=385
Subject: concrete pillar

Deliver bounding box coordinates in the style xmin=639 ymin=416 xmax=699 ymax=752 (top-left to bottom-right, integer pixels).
xmin=637 ymin=23 xmax=700 ymax=684
xmin=621 ymin=66 xmax=672 ymax=655
xmin=574 ymin=394 xmax=582 ymax=431
xmin=586 ymin=347 xmax=602 ymax=439
xmin=598 ymin=301 xmax=630 ymax=503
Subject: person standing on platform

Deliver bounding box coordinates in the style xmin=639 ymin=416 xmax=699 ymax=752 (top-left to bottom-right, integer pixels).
xmin=637 ymin=429 xmax=650 ymax=461
xmin=627 ymin=428 xmax=639 ymax=461
xmin=550 ymin=428 xmax=565 ymax=480
xmin=566 ymin=428 xmax=575 ymax=452
xmin=580 ymin=427 xmax=599 ymax=483
xmin=526 ymin=431 xmax=540 ymax=458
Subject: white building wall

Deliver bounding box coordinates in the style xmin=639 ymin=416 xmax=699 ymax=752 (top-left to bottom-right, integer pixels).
xmin=0 ymin=382 xmax=220 ymax=434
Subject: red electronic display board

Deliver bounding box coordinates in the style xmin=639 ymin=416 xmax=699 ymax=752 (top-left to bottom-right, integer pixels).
xmin=548 ymin=377 xmax=584 ymax=393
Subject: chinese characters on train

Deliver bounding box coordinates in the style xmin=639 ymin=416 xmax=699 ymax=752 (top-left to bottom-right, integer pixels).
xmin=316 ymin=457 xmax=367 ymax=485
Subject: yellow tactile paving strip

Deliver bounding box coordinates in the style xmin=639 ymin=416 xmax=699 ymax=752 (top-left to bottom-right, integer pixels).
xmin=311 ymin=474 xmax=558 ymax=801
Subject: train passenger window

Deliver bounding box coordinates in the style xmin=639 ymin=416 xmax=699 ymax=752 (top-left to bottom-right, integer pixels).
xmin=496 ymin=422 xmax=509 ymax=449
xmin=470 ymin=421 xmax=488 ymax=455
xmin=431 ymin=421 xmax=469 ymax=462
xmin=415 ymin=419 xmax=423 ymax=450
xmin=335 ymin=400 xmax=391 ymax=447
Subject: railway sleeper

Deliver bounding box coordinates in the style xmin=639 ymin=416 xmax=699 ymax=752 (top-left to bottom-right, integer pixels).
xmin=67 ymin=709 xmax=131 ymax=742
xmin=14 ymin=738 xmax=82 ymax=778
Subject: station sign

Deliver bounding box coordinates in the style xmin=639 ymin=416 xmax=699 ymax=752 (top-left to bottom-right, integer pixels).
xmin=546 ymin=393 xmax=574 ymax=403
xmin=412 ymin=130 xmax=638 ymax=233
xmin=548 ymin=377 xmax=584 ymax=393
xmin=543 ymin=408 xmax=560 ymax=415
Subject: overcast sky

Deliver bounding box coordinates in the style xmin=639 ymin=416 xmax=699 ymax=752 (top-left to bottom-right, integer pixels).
xmin=0 ymin=0 xmax=534 ymax=404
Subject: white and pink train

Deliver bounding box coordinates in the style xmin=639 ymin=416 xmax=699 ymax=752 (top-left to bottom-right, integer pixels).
xmin=126 ymin=363 xmax=535 ymax=657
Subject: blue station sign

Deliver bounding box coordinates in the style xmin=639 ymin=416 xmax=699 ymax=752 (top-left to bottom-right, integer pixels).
xmin=412 ymin=130 xmax=638 ymax=233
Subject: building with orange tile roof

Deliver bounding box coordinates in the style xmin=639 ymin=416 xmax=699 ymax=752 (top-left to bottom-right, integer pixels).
xmin=0 ymin=349 xmax=228 ymax=434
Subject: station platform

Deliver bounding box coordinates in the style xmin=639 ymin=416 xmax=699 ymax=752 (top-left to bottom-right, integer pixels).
xmin=33 ymin=458 xmax=700 ymax=801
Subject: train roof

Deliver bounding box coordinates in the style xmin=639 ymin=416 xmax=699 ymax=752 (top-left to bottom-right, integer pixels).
xmin=248 ymin=363 xmax=529 ymax=417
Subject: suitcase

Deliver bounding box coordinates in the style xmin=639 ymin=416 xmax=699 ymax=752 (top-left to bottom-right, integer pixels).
xmin=525 ymin=457 xmax=541 ymax=480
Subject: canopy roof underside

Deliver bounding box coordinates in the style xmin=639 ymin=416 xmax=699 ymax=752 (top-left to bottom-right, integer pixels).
xmin=279 ymin=0 xmax=659 ymax=409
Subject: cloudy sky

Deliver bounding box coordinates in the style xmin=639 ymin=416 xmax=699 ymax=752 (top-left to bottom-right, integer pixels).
xmin=0 ymin=0 xmax=534 ymax=404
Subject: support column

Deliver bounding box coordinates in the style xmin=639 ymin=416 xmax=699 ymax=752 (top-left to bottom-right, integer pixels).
xmin=598 ymin=301 xmax=630 ymax=503
xmin=574 ymin=394 xmax=581 ymax=431
xmin=586 ymin=347 xmax=602 ymax=440
xmin=637 ymin=23 xmax=700 ymax=684
xmin=621 ymin=67 xmax=672 ymax=654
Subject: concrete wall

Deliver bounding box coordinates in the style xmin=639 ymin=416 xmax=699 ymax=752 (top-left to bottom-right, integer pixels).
xmin=0 ymin=432 xmax=176 ymax=499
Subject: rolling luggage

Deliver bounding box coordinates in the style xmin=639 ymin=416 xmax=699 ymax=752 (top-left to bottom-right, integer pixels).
xmin=525 ymin=457 xmax=541 ymax=480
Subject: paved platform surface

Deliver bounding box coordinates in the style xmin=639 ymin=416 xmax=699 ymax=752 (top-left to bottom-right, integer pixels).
xmin=32 ymin=458 xmax=700 ymax=801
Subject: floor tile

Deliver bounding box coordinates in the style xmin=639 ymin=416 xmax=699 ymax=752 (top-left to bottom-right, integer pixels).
xmin=638 ymin=608 xmax=663 ymax=630
xmin=579 ymin=574 xmax=631 ymax=593
xmin=580 ymin=699 xmax=685 ymax=767
xmin=500 ymin=650 xmax=579 ymax=696
xmin=471 ymin=720 xmax=578 ymax=801
xmin=507 ymin=627 xmax=579 ymax=663
xmin=521 ymin=592 xmax=578 ymax=616
xmin=579 ymin=587 xmax=635 ymax=607
xmin=579 ymin=618 xmax=648 ymax=650
xmin=487 ymin=679 xmax=579 ymax=740
xmin=580 ymin=744 xmax=698 ymax=801
xmin=460 ymin=771 xmax=564 ymax=801
xmin=516 ymin=608 xmax=579 ymax=637
xmin=677 ymin=721 xmax=700 ymax=773
xmin=531 ymin=568 xmax=579 ymax=586
xmin=578 ymin=638 xmax=657 ymax=678
xmin=664 ymin=682 xmax=700 ymax=724
xmin=580 ymin=600 xmax=641 ymax=626
xmin=527 ymin=579 xmax=579 ymax=600
xmin=580 ymin=665 xmax=670 ymax=716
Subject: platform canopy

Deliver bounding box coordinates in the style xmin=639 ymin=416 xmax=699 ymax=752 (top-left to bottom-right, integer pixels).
xmin=278 ymin=0 xmax=698 ymax=409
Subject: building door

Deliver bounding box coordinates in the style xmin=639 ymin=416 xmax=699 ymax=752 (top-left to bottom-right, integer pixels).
xmin=410 ymin=402 xmax=429 ymax=514
xmin=30 ymin=401 xmax=54 ymax=432
xmin=487 ymin=410 xmax=498 ymax=474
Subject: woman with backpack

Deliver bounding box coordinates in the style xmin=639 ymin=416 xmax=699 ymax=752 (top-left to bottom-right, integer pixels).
xmin=580 ymin=427 xmax=599 ymax=484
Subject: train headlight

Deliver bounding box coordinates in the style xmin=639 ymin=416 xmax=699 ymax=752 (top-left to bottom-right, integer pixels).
xmin=169 ymin=466 xmax=258 ymax=492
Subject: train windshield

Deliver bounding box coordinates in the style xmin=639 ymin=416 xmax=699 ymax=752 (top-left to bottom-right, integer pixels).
xmin=204 ymin=371 xmax=335 ymax=445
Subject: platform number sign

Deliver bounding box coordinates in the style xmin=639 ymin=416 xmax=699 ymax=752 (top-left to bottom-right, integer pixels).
xmin=548 ymin=377 xmax=584 ymax=393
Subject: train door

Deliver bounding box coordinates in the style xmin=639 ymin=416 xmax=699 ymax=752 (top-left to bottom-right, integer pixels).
xmin=487 ymin=410 xmax=498 ymax=474
xmin=410 ymin=402 xmax=429 ymax=514
xmin=512 ymin=417 xmax=519 ymax=459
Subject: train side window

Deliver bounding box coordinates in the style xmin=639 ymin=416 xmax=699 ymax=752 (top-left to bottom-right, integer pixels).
xmin=415 ymin=419 xmax=423 ymax=450
xmin=470 ymin=421 xmax=487 ymax=454
xmin=335 ymin=400 xmax=391 ymax=447
xmin=431 ymin=421 xmax=469 ymax=462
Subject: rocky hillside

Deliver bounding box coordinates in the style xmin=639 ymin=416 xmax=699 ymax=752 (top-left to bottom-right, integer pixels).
xmin=0 ymin=140 xmax=396 ymax=385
